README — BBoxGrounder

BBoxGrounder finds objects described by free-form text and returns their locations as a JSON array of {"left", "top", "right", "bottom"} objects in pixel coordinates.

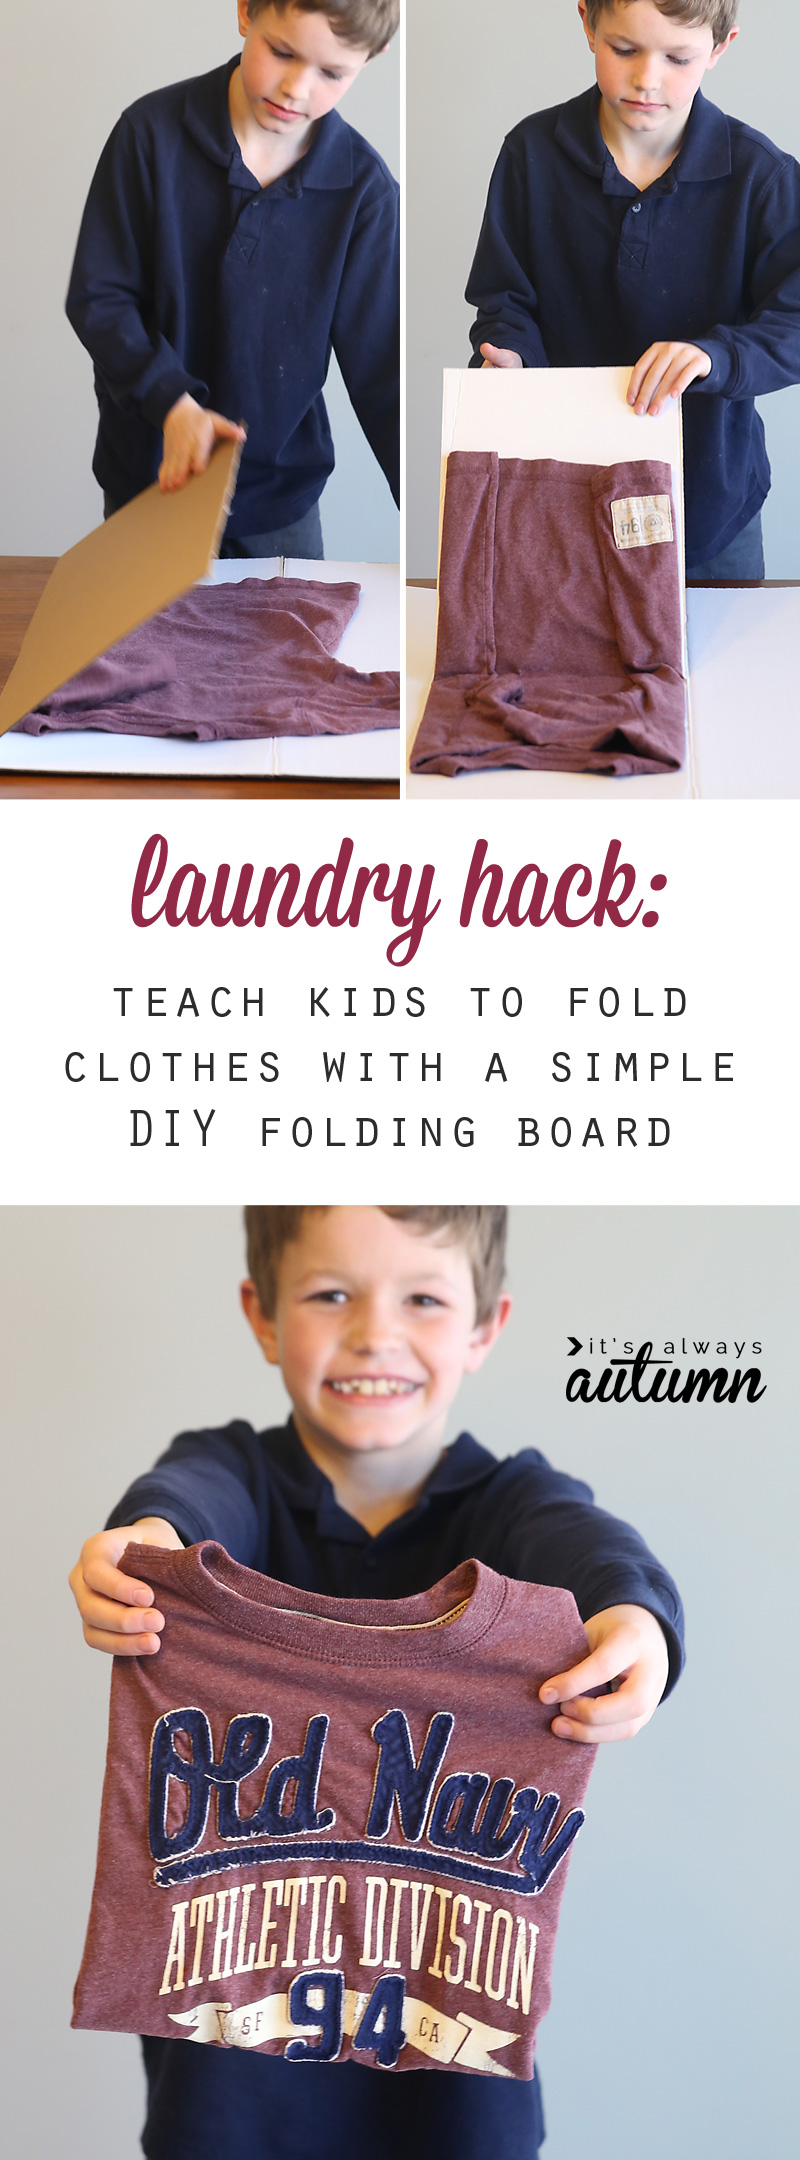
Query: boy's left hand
[
  {"left": 159, "top": 393, "right": 246, "bottom": 491},
  {"left": 539, "top": 1604, "right": 670, "bottom": 1743},
  {"left": 628, "top": 341, "right": 712, "bottom": 416}
]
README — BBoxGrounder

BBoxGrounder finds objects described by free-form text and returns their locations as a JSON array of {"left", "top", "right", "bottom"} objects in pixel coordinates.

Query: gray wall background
[
  {"left": 0, "top": 3, "right": 399, "bottom": 562},
  {"left": 408, "top": 0, "right": 800, "bottom": 573},
  {"left": 1, "top": 1205, "right": 796, "bottom": 2158}
]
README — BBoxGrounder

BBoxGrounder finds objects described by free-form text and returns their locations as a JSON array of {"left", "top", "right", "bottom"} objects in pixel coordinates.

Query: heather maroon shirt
[
  {"left": 74, "top": 1546, "right": 596, "bottom": 2081},
  {"left": 17, "top": 580, "right": 399, "bottom": 740},
  {"left": 411, "top": 451, "right": 686, "bottom": 777}
]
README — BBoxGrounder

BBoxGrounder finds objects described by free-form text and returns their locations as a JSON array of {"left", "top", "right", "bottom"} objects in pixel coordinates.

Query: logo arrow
[{"left": 567, "top": 1336, "right": 583, "bottom": 1357}]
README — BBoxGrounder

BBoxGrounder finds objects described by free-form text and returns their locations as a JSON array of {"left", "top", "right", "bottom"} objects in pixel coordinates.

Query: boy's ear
[
  {"left": 707, "top": 28, "right": 739, "bottom": 67},
  {"left": 577, "top": 3, "right": 596, "bottom": 56},
  {"left": 240, "top": 1277, "right": 281, "bottom": 1364},
  {"left": 463, "top": 1291, "right": 513, "bottom": 1375}
]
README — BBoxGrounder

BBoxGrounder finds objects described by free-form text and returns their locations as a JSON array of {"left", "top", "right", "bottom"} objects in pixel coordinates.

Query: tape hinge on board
[{"left": 610, "top": 495, "right": 674, "bottom": 550}]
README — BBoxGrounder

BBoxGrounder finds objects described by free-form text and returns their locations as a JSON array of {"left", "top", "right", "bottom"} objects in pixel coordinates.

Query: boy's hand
[
  {"left": 69, "top": 1518, "right": 183, "bottom": 1655},
  {"left": 539, "top": 1604, "right": 670, "bottom": 1743},
  {"left": 627, "top": 342, "right": 712, "bottom": 417},
  {"left": 159, "top": 394, "right": 246, "bottom": 491},
  {"left": 480, "top": 343, "right": 523, "bottom": 369}
]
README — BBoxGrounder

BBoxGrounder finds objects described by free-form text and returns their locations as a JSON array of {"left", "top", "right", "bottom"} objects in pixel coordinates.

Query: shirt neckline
[
  {"left": 551, "top": 83, "right": 731, "bottom": 192},
  {"left": 180, "top": 59, "right": 354, "bottom": 193},
  {"left": 156, "top": 1543, "right": 507, "bottom": 1664},
  {"left": 273, "top": 1418, "right": 498, "bottom": 1511}
]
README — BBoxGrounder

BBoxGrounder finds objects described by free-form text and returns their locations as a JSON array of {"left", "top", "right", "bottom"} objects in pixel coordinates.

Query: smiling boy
[
  {"left": 66, "top": 2, "right": 399, "bottom": 558},
  {"left": 70, "top": 1206, "right": 683, "bottom": 2160},
  {"left": 469, "top": 1, "right": 800, "bottom": 577}
]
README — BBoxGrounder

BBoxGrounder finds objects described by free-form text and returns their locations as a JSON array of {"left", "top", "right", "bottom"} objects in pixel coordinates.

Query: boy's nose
[
  {"left": 278, "top": 62, "right": 315, "bottom": 102},
  {"left": 343, "top": 1298, "right": 396, "bottom": 1353},
  {"left": 630, "top": 58, "right": 663, "bottom": 93}
]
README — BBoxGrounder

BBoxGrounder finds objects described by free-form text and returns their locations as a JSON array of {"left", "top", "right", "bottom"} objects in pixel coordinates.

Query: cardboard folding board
[
  {"left": 0, "top": 559, "right": 401, "bottom": 781},
  {"left": 0, "top": 438, "right": 242, "bottom": 738}
]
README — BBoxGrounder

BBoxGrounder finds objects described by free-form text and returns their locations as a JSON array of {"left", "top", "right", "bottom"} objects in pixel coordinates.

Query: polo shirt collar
[
  {"left": 423, "top": 1432, "right": 499, "bottom": 1496},
  {"left": 267, "top": 1419, "right": 497, "bottom": 1544},
  {"left": 182, "top": 58, "right": 242, "bottom": 170},
  {"left": 181, "top": 58, "right": 354, "bottom": 190},
  {"left": 673, "top": 89, "right": 732, "bottom": 182},
  {"left": 553, "top": 82, "right": 731, "bottom": 193},
  {"left": 290, "top": 108, "right": 354, "bottom": 190},
  {"left": 553, "top": 88, "right": 608, "bottom": 180}
]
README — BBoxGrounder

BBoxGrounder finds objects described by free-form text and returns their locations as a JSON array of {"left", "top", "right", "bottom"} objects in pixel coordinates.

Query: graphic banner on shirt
[{"left": 169, "top": 1986, "right": 517, "bottom": 2073}]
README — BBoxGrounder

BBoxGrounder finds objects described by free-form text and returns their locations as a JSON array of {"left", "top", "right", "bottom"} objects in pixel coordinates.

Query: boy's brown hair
[
  {"left": 244, "top": 1207, "right": 508, "bottom": 1323},
  {"left": 247, "top": 0, "right": 400, "bottom": 57},
  {"left": 582, "top": 0, "right": 738, "bottom": 41}
]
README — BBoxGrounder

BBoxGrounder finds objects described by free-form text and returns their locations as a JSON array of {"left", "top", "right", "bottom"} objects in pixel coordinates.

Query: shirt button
[
  {"left": 632, "top": 202, "right": 642, "bottom": 214},
  {"left": 363, "top": 1554, "right": 379, "bottom": 1571}
]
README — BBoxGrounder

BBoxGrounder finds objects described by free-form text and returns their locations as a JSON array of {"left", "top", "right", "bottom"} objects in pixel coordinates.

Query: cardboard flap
[{"left": 0, "top": 437, "right": 242, "bottom": 737}]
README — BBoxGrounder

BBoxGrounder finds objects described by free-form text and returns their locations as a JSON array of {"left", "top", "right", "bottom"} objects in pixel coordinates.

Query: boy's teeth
[{"left": 330, "top": 1378, "right": 413, "bottom": 1397}]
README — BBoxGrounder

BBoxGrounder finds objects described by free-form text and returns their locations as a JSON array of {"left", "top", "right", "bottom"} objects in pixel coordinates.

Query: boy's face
[
  {"left": 236, "top": 3, "right": 372, "bottom": 138},
  {"left": 579, "top": 3, "right": 737, "bottom": 133},
  {"left": 242, "top": 1208, "right": 510, "bottom": 1462}
]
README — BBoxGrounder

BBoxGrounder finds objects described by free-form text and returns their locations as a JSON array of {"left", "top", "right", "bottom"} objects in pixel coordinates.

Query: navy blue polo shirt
[
  {"left": 66, "top": 60, "right": 399, "bottom": 534},
  {"left": 108, "top": 1417, "right": 684, "bottom": 2160},
  {"left": 466, "top": 87, "right": 800, "bottom": 564}
]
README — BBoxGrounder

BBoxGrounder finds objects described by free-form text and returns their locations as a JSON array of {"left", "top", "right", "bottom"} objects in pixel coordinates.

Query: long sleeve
[
  {"left": 483, "top": 1451, "right": 685, "bottom": 1696},
  {"left": 106, "top": 1421, "right": 265, "bottom": 1563},
  {"left": 693, "top": 158, "right": 800, "bottom": 399},
  {"left": 331, "top": 174, "right": 400, "bottom": 503},
  {"left": 66, "top": 115, "right": 208, "bottom": 429},
  {"left": 465, "top": 137, "right": 550, "bottom": 370}
]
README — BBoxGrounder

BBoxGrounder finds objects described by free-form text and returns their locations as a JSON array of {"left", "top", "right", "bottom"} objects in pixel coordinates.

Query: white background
[{"left": 0, "top": 799, "right": 795, "bottom": 1203}]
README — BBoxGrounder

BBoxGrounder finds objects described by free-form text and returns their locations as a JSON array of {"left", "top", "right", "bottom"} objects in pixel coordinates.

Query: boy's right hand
[
  {"left": 480, "top": 344, "right": 523, "bottom": 369},
  {"left": 159, "top": 394, "right": 246, "bottom": 491},
  {"left": 69, "top": 1518, "right": 183, "bottom": 1656}
]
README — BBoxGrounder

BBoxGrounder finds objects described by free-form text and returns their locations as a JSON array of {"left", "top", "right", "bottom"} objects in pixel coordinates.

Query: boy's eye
[
  {"left": 609, "top": 41, "right": 691, "bottom": 66},
  {"left": 308, "top": 1288, "right": 349, "bottom": 1305},
  {"left": 266, "top": 39, "right": 343, "bottom": 82},
  {"left": 408, "top": 1293, "right": 445, "bottom": 1309}
]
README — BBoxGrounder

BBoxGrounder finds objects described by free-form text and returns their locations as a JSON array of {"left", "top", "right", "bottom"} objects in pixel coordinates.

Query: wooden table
[{"left": 0, "top": 559, "right": 399, "bottom": 800}]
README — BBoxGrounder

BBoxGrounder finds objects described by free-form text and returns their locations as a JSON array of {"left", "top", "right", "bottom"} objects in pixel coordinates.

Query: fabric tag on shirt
[{"left": 611, "top": 495, "right": 674, "bottom": 550}]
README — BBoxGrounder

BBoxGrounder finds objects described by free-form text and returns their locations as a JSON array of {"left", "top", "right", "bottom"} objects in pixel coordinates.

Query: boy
[
  {"left": 70, "top": 1205, "right": 683, "bottom": 2160},
  {"left": 468, "top": 1, "right": 800, "bottom": 579},
  {"left": 66, "top": 2, "right": 399, "bottom": 558}
]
